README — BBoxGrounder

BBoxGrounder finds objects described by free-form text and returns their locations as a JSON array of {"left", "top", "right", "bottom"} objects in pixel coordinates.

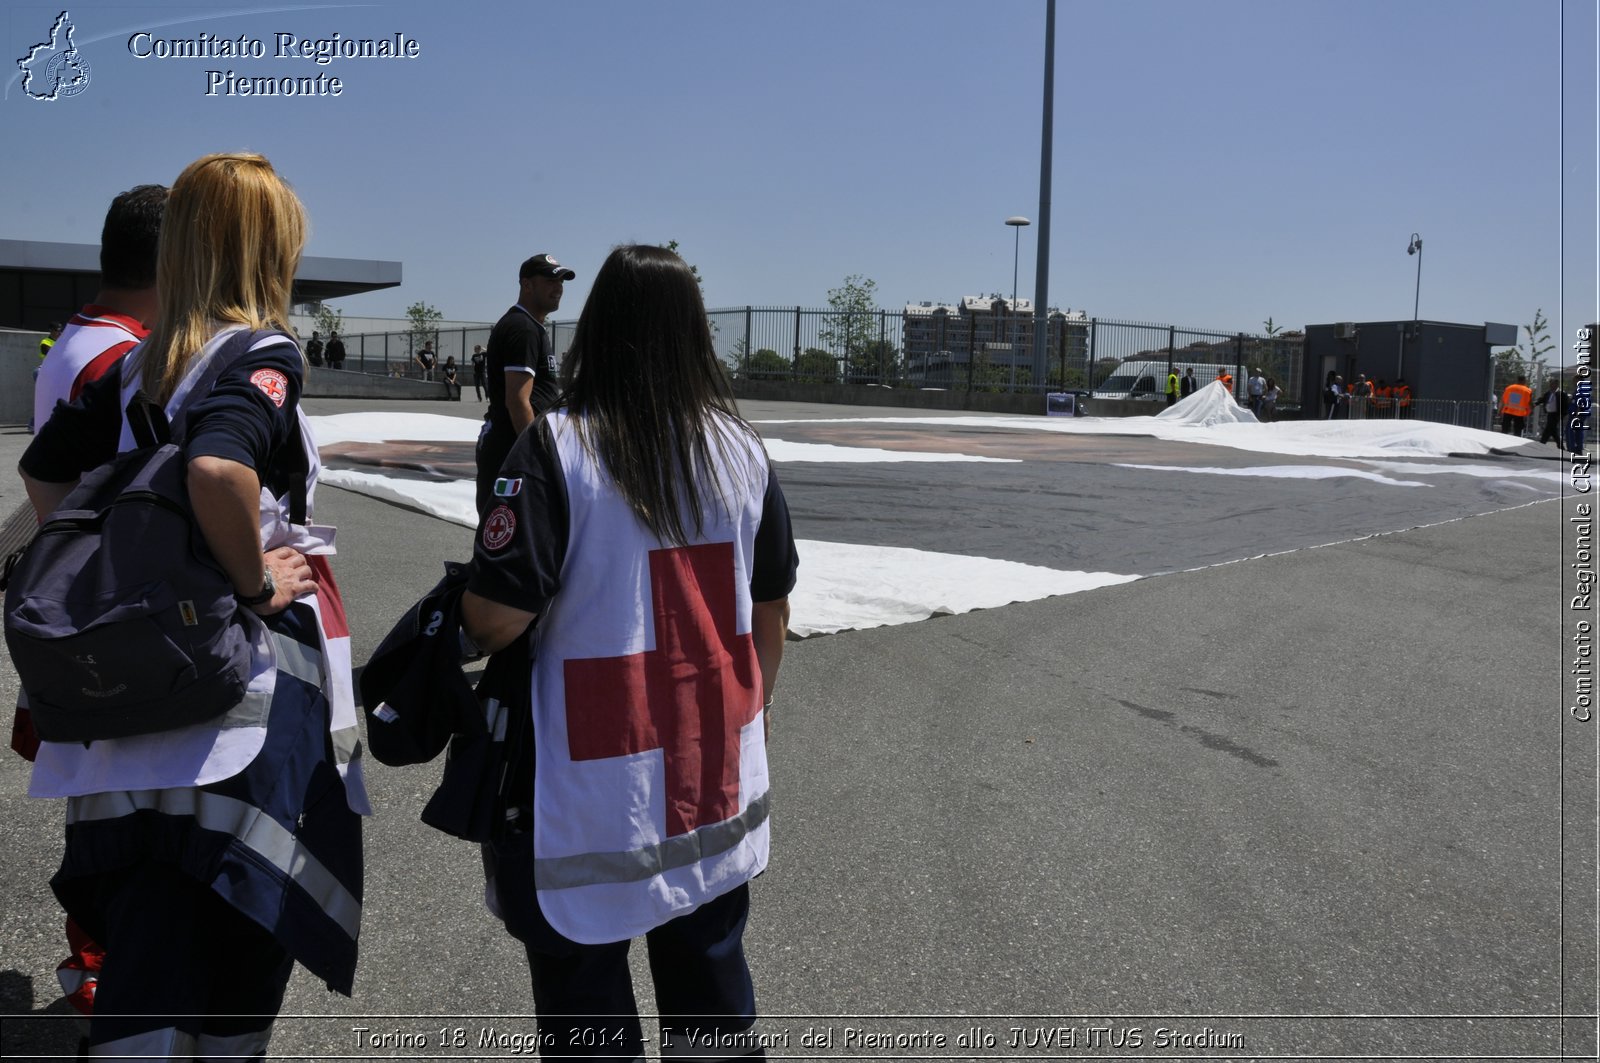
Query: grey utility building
[{"left": 1298, "top": 319, "right": 1517, "bottom": 414}]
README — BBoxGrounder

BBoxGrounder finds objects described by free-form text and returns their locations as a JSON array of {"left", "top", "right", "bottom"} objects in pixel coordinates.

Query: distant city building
[
  {"left": 902, "top": 296, "right": 1088, "bottom": 386},
  {"left": 1161, "top": 331, "right": 1305, "bottom": 369}
]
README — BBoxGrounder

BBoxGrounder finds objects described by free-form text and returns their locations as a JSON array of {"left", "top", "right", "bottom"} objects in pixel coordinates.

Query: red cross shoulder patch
[
  {"left": 482, "top": 505, "right": 517, "bottom": 551},
  {"left": 249, "top": 368, "right": 289, "bottom": 407}
]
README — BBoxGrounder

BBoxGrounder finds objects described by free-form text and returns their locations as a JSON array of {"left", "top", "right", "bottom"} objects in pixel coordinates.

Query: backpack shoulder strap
[{"left": 125, "top": 390, "right": 171, "bottom": 450}]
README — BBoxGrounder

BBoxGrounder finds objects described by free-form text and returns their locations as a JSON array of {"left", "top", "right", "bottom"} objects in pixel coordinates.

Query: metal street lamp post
[
  {"left": 1004, "top": 214, "right": 1030, "bottom": 384},
  {"left": 1407, "top": 232, "right": 1422, "bottom": 328},
  {"left": 1404, "top": 232, "right": 1422, "bottom": 379},
  {"left": 1005, "top": 216, "right": 1030, "bottom": 305}
]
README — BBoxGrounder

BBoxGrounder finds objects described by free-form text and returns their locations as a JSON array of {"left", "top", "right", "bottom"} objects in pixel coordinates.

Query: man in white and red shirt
[
  {"left": 32, "top": 185, "right": 166, "bottom": 434},
  {"left": 16, "top": 183, "right": 164, "bottom": 1028}
]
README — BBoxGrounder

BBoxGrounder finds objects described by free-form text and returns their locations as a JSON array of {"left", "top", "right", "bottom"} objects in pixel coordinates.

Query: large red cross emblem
[{"left": 564, "top": 542, "right": 761, "bottom": 838}]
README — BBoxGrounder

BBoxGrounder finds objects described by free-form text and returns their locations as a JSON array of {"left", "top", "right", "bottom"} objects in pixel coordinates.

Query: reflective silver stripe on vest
[
  {"left": 65, "top": 788, "right": 361, "bottom": 939},
  {"left": 534, "top": 790, "right": 770, "bottom": 890},
  {"left": 271, "top": 631, "right": 360, "bottom": 769},
  {"left": 331, "top": 726, "right": 361, "bottom": 766},
  {"left": 89, "top": 1026, "right": 194, "bottom": 1060},
  {"left": 271, "top": 630, "right": 325, "bottom": 688},
  {"left": 215, "top": 683, "right": 272, "bottom": 731},
  {"left": 212, "top": 628, "right": 317, "bottom": 732}
]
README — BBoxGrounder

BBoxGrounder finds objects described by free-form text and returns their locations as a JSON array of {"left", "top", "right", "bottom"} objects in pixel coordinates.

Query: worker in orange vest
[
  {"left": 1500, "top": 375, "right": 1534, "bottom": 435},
  {"left": 1216, "top": 368, "right": 1233, "bottom": 396},
  {"left": 1393, "top": 378, "right": 1412, "bottom": 417},
  {"left": 1371, "top": 379, "right": 1392, "bottom": 416}
]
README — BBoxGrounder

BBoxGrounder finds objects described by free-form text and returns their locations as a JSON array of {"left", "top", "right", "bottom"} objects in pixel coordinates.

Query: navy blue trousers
[
  {"left": 486, "top": 832, "right": 764, "bottom": 1061},
  {"left": 78, "top": 859, "right": 293, "bottom": 1058}
]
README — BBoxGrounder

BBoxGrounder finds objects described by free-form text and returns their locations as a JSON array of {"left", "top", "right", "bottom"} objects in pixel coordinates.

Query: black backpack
[{"left": 3, "top": 329, "right": 305, "bottom": 742}]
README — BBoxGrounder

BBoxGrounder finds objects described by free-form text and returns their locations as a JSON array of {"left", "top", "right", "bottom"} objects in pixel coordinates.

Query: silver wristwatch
[{"left": 238, "top": 567, "right": 276, "bottom": 606}]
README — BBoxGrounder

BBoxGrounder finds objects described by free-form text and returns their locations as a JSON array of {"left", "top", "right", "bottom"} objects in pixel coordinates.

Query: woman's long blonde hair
[{"left": 135, "top": 153, "right": 306, "bottom": 403}]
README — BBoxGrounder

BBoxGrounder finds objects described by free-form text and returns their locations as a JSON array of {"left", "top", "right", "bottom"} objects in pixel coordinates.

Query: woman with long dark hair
[
  {"left": 463, "top": 243, "right": 797, "bottom": 1057},
  {"left": 19, "top": 153, "right": 366, "bottom": 1058}
]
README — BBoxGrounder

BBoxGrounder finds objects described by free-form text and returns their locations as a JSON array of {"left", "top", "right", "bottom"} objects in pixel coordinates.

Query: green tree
[
  {"left": 746, "top": 347, "right": 788, "bottom": 378},
  {"left": 795, "top": 347, "right": 837, "bottom": 381},
  {"left": 665, "top": 239, "right": 717, "bottom": 337},
  {"left": 312, "top": 302, "right": 345, "bottom": 338},
  {"left": 854, "top": 338, "right": 899, "bottom": 385},
  {"left": 405, "top": 300, "right": 442, "bottom": 355},
  {"left": 1047, "top": 364, "right": 1087, "bottom": 389},
  {"left": 820, "top": 275, "right": 879, "bottom": 372},
  {"left": 1248, "top": 316, "right": 1290, "bottom": 382},
  {"left": 1493, "top": 308, "right": 1555, "bottom": 394},
  {"left": 665, "top": 240, "right": 705, "bottom": 291}
]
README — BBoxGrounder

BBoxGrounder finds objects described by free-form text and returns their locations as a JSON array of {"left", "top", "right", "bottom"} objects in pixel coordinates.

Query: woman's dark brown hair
[{"left": 562, "top": 244, "right": 760, "bottom": 545}]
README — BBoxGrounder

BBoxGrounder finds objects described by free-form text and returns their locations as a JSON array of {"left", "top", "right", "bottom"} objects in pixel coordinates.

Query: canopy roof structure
[{"left": 0, "top": 239, "right": 400, "bottom": 330}]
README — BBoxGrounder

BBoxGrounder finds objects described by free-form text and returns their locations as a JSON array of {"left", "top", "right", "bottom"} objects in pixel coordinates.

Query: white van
[{"left": 1091, "top": 360, "right": 1237, "bottom": 401}]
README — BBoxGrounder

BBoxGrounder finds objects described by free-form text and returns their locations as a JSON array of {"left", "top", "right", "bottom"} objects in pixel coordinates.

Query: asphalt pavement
[{"left": 0, "top": 398, "right": 1592, "bottom": 1062}]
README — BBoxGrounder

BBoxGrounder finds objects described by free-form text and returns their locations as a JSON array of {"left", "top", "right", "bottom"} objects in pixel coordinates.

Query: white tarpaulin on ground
[
  {"left": 755, "top": 385, "right": 1532, "bottom": 460},
  {"left": 305, "top": 407, "right": 1540, "bottom": 638},
  {"left": 1154, "top": 380, "right": 1260, "bottom": 427},
  {"left": 784, "top": 541, "right": 1139, "bottom": 638}
]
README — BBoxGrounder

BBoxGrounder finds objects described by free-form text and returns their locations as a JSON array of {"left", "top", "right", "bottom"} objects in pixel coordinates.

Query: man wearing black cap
[{"left": 476, "top": 253, "right": 574, "bottom": 517}]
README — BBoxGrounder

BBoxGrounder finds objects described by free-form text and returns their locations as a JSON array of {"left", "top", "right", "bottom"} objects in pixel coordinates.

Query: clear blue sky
[{"left": 3, "top": 0, "right": 1595, "bottom": 354}]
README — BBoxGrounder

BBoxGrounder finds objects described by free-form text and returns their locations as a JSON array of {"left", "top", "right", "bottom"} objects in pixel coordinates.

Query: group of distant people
[
  {"left": 1163, "top": 366, "right": 1281, "bottom": 420},
  {"left": 302, "top": 329, "right": 345, "bottom": 369},
  {"left": 1322, "top": 371, "right": 1413, "bottom": 420},
  {"left": 1502, "top": 375, "right": 1591, "bottom": 452},
  {"left": 20, "top": 160, "right": 796, "bottom": 1060},
  {"left": 299, "top": 324, "right": 494, "bottom": 407},
  {"left": 408, "top": 340, "right": 468, "bottom": 398}
]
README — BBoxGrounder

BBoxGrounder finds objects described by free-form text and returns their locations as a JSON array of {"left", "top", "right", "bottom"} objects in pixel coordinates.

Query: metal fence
[
  {"left": 1333, "top": 396, "right": 1495, "bottom": 431},
  {"left": 699, "top": 308, "right": 1305, "bottom": 399},
  {"left": 320, "top": 326, "right": 493, "bottom": 380},
  {"left": 332, "top": 309, "right": 1312, "bottom": 404}
]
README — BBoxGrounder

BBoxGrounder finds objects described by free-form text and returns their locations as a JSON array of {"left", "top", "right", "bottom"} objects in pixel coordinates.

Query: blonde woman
[{"left": 19, "top": 153, "right": 365, "bottom": 1059}]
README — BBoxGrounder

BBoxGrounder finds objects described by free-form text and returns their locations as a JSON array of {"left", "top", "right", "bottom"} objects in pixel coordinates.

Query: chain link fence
[{"left": 336, "top": 310, "right": 1299, "bottom": 391}]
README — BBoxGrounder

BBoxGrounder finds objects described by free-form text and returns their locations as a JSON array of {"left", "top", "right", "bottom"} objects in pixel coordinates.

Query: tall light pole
[
  {"left": 1407, "top": 233, "right": 1422, "bottom": 329},
  {"left": 1031, "top": 0, "right": 1056, "bottom": 382},
  {"left": 1004, "top": 216, "right": 1030, "bottom": 382},
  {"left": 1404, "top": 232, "right": 1422, "bottom": 379},
  {"left": 1005, "top": 216, "right": 1030, "bottom": 304}
]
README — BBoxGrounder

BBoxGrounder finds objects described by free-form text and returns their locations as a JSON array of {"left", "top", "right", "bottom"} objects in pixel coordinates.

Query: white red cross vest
[{"left": 528, "top": 409, "right": 771, "bottom": 944}]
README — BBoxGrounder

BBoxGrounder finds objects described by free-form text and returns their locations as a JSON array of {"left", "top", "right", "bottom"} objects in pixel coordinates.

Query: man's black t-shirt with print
[{"left": 478, "top": 305, "right": 558, "bottom": 517}]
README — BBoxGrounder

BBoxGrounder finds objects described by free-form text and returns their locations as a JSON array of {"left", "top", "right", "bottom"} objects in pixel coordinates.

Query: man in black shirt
[
  {"left": 475, "top": 252, "right": 574, "bottom": 517},
  {"left": 470, "top": 344, "right": 488, "bottom": 402}
]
